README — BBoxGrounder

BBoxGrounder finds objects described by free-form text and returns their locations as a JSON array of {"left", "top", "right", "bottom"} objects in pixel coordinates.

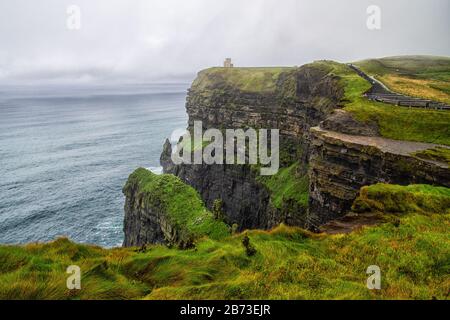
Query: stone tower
[{"left": 223, "top": 58, "right": 234, "bottom": 68}]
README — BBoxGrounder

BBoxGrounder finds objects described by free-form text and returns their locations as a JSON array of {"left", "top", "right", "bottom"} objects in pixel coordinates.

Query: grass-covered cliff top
[
  {"left": 191, "top": 67, "right": 294, "bottom": 93},
  {"left": 354, "top": 56, "right": 450, "bottom": 104},
  {"left": 124, "top": 168, "right": 229, "bottom": 241},
  {"left": 307, "top": 59, "right": 450, "bottom": 146},
  {"left": 1, "top": 184, "right": 449, "bottom": 300}
]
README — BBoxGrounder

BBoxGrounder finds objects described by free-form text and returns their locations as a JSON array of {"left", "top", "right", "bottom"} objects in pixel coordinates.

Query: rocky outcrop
[
  {"left": 123, "top": 168, "right": 229, "bottom": 248},
  {"left": 123, "top": 171, "right": 175, "bottom": 247},
  {"left": 307, "top": 127, "right": 450, "bottom": 228}
]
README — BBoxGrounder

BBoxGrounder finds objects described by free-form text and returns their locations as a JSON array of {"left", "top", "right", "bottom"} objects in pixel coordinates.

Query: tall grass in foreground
[{"left": 0, "top": 184, "right": 449, "bottom": 300}]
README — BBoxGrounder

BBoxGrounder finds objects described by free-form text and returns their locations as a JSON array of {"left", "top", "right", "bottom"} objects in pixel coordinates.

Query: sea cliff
[{"left": 124, "top": 58, "right": 450, "bottom": 246}]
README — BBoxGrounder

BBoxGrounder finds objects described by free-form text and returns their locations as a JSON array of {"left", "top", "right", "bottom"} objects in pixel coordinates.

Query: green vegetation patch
[
  {"left": 258, "top": 162, "right": 309, "bottom": 209},
  {"left": 124, "top": 168, "right": 229, "bottom": 241},
  {"left": 0, "top": 238, "right": 149, "bottom": 300},
  {"left": 352, "top": 184, "right": 450, "bottom": 215},
  {"left": 191, "top": 67, "right": 294, "bottom": 93},
  {"left": 412, "top": 147, "right": 450, "bottom": 166}
]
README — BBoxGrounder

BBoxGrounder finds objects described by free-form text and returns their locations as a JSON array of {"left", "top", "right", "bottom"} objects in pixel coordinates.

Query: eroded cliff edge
[
  {"left": 307, "top": 127, "right": 450, "bottom": 227},
  {"left": 124, "top": 60, "right": 450, "bottom": 246}
]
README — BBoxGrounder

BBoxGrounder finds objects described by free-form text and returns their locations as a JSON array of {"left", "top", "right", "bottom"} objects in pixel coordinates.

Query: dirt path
[{"left": 313, "top": 126, "right": 446, "bottom": 155}]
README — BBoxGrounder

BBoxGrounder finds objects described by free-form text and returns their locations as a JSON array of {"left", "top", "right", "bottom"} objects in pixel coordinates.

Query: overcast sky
[{"left": 0, "top": 0, "right": 448, "bottom": 84}]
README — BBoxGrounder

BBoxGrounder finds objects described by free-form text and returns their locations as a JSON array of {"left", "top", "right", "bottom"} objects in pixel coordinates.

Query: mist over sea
[{"left": 0, "top": 83, "right": 188, "bottom": 247}]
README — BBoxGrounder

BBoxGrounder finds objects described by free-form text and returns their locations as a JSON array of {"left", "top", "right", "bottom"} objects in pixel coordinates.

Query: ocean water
[{"left": 0, "top": 83, "right": 188, "bottom": 247}]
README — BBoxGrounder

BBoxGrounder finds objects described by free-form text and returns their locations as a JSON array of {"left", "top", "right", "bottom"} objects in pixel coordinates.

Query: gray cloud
[{"left": 0, "top": 0, "right": 448, "bottom": 84}]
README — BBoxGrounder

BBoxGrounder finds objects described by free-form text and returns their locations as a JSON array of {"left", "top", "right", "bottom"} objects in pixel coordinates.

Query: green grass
[
  {"left": 192, "top": 67, "right": 294, "bottom": 93},
  {"left": 412, "top": 147, "right": 450, "bottom": 166},
  {"left": 307, "top": 60, "right": 450, "bottom": 146},
  {"left": 258, "top": 162, "right": 309, "bottom": 209},
  {"left": 1, "top": 184, "right": 449, "bottom": 300},
  {"left": 124, "top": 168, "right": 229, "bottom": 242},
  {"left": 0, "top": 239, "right": 149, "bottom": 299},
  {"left": 352, "top": 184, "right": 450, "bottom": 215}
]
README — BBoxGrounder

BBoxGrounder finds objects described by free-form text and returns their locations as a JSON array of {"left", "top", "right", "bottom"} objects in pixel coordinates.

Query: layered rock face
[
  {"left": 161, "top": 65, "right": 344, "bottom": 230},
  {"left": 161, "top": 147, "right": 273, "bottom": 229},
  {"left": 307, "top": 127, "right": 450, "bottom": 228},
  {"left": 184, "top": 67, "right": 341, "bottom": 138}
]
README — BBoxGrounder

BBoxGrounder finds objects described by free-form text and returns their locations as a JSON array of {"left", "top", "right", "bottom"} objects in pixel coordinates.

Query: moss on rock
[
  {"left": 123, "top": 168, "right": 229, "bottom": 247},
  {"left": 258, "top": 163, "right": 309, "bottom": 210}
]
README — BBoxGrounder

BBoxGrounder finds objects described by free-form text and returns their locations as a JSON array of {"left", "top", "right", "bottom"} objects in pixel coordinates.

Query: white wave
[{"left": 147, "top": 166, "right": 163, "bottom": 175}]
